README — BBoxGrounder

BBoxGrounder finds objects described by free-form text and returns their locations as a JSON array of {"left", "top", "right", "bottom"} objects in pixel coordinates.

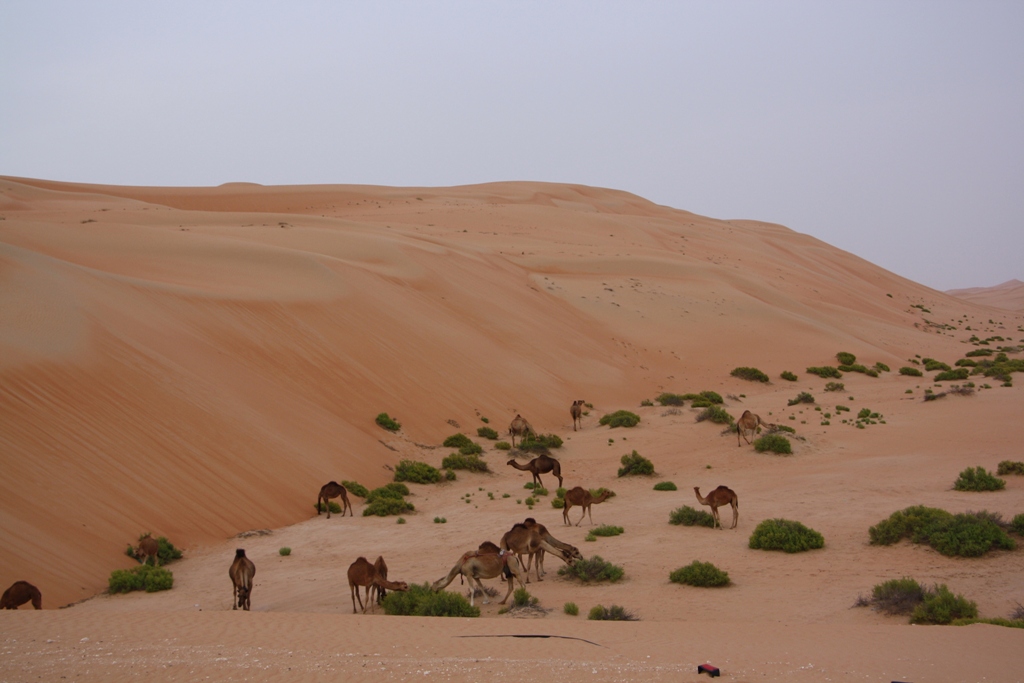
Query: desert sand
[
  {"left": 1, "top": 176, "right": 1022, "bottom": 681},
  {"left": 947, "top": 279, "right": 1024, "bottom": 312}
]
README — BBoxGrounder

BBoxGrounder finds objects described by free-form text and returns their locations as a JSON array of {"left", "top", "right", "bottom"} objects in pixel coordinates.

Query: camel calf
[
  {"left": 229, "top": 549, "right": 256, "bottom": 611},
  {"left": 1, "top": 581, "right": 41, "bottom": 610}
]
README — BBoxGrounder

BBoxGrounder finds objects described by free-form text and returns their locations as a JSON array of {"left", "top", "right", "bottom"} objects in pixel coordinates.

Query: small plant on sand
[
  {"left": 382, "top": 583, "right": 479, "bottom": 618},
  {"left": 279, "top": 547, "right": 291, "bottom": 556},
  {"left": 108, "top": 565, "right": 174, "bottom": 594},
  {"left": 670, "top": 561, "right": 730, "bottom": 587},
  {"left": 754, "top": 434, "right": 792, "bottom": 455},
  {"left": 441, "top": 452, "right": 490, "bottom": 472},
  {"left": 749, "top": 518, "right": 824, "bottom": 553},
  {"left": 863, "top": 577, "right": 925, "bottom": 615},
  {"left": 495, "top": 441, "right": 512, "bottom": 450},
  {"left": 935, "top": 368, "right": 970, "bottom": 382},
  {"left": 696, "top": 405, "right": 734, "bottom": 425},
  {"left": 923, "top": 358, "right": 950, "bottom": 372},
  {"left": 640, "top": 398, "right": 653, "bottom": 406},
  {"left": 953, "top": 466, "right": 1005, "bottom": 492},
  {"left": 341, "top": 480, "right": 369, "bottom": 498},
  {"left": 394, "top": 459, "right": 441, "bottom": 484},
  {"left": 653, "top": 481, "right": 677, "bottom": 491},
  {"left": 899, "top": 366, "right": 923, "bottom": 377},
  {"left": 375, "top": 412, "right": 401, "bottom": 431},
  {"left": 564, "top": 601, "right": 579, "bottom": 616},
  {"left": 656, "top": 392, "right": 687, "bottom": 406},
  {"left": 476, "top": 426, "right": 499, "bottom": 440},
  {"left": 911, "top": 585, "right": 978, "bottom": 625},
  {"left": 836, "top": 351, "right": 857, "bottom": 365},
  {"left": 824, "top": 381, "right": 844, "bottom": 392},
  {"left": 669, "top": 505, "right": 716, "bottom": 528},
  {"left": 618, "top": 450, "right": 654, "bottom": 476},
  {"left": 315, "top": 501, "right": 343, "bottom": 514},
  {"left": 588, "top": 604, "right": 639, "bottom": 621},
  {"left": 731, "top": 366, "right": 770, "bottom": 383},
  {"left": 363, "top": 496, "right": 414, "bottom": 517},
  {"left": 591, "top": 525, "right": 624, "bottom": 537},
  {"left": 558, "top": 555, "right": 624, "bottom": 583},
  {"left": 599, "top": 410, "right": 641, "bottom": 428},
  {"left": 787, "top": 391, "right": 814, "bottom": 406},
  {"left": 1013, "top": 514, "right": 1024, "bottom": 536},
  {"left": 433, "top": 516, "right": 447, "bottom": 524},
  {"left": 780, "top": 371, "right": 798, "bottom": 381},
  {"left": 806, "top": 366, "right": 842, "bottom": 379},
  {"left": 443, "top": 433, "right": 474, "bottom": 449},
  {"left": 998, "top": 460, "right": 1024, "bottom": 476},
  {"left": 874, "top": 362, "right": 890, "bottom": 372},
  {"left": 518, "top": 433, "right": 563, "bottom": 451}
]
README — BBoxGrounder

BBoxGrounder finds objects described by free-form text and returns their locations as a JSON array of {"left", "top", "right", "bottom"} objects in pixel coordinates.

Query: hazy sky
[{"left": 2, "top": 1, "right": 1021, "bottom": 291}]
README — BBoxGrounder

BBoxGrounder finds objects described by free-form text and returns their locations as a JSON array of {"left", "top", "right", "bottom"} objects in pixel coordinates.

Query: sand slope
[{"left": 947, "top": 279, "right": 1024, "bottom": 311}]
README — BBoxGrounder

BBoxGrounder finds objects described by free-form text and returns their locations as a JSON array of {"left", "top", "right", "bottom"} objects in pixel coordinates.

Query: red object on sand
[{"left": 698, "top": 663, "right": 721, "bottom": 677}]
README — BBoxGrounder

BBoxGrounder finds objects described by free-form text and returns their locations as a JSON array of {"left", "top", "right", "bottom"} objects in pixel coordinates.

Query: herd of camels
[{"left": 3, "top": 404, "right": 763, "bottom": 612}]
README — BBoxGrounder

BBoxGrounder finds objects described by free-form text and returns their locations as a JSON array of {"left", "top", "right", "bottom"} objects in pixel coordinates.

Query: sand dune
[
  {"left": 1, "top": 176, "right": 1022, "bottom": 681},
  {"left": 947, "top": 279, "right": 1024, "bottom": 311}
]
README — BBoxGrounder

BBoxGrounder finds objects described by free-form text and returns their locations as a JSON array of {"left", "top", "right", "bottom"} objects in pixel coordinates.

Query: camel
[
  {"left": 508, "top": 414, "right": 535, "bottom": 447},
  {"left": 373, "top": 555, "right": 389, "bottom": 603},
  {"left": 135, "top": 533, "right": 160, "bottom": 566},
  {"left": 229, "top": 548, "right": 256, "bottom": 611},
  {"left": 1, "top": 581, "right": 41, "bottom": 610},
  {"left": 694, "top": 485, "right": 739, "bottom": 530},
  {"left": 506, "top": 454, "right": 563, "bottom": 488},
  {"left": 317, "top": 481, "right": 352, "bottom": 519},
  {"left": 347, "top": 556, "right": 409, "bottom": 613},
  {"left": 736, "top": 410, "right": 766, "bottom": 446},
  {"left": 562, "top": 486, "right": 612, "bottom": 526},
  {"left": 500, "top": 521, "right": 581, "bottom": 582},
  {"left": 570, "top": 400, "right": 586, "bottom": 431},
  {"left": 521, "top": 517, "right": 583, "bottom": 573},
  {"left": 431, "top": 546, "right": 526, "bottom": 607}
]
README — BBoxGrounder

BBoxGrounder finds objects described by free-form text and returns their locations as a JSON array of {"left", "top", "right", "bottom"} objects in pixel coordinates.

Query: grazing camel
[
  {"left": 373, "top": 555, "right": 390, "bottom": 603},
  {"left": 1, "top": 581, "right": 41, "bottom": 610},
  {"left": 521, "top": 517, "right": 583, "bottom": 578},
  {"left": 508, "top": 414, "right": 535, "bottom": 447},
  {"left": 229, "top": 548, "right": 256, "bottom": 611},
  {"left": 562, "top": 486, "right": 612, "bottom": 526},
  {"left": 500, "top": 521, "right": 581, "bottom": 582},
  {"left": 135, "top": 534, "right": 160, "bottom": 566},
  {"left": 347, "top": 556, "right": 409, "bottom": 613},
  {"left": 317, "top": 481, "right": 352, "bottom": 519},
  {"left": 570, "top": 400, "right": 586, "bottom": 431},
  {"left": 694, "top": 485, "right": 739, "bottom": 530},
  {"left": 736, "top": 410, "right": 766, "bottom": 446},
  {"left": 431, "top": 546, "right": 526, "bottom": 607},
  {"left": 506, "top": 454, "right": 563, "bottom": 488}
]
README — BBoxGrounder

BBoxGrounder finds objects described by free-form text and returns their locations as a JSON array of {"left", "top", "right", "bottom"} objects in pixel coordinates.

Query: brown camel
[
  {"left": 694, "top": 485, "right": 739, "bottom": 529},
  {"left": 347, "top": 556, "right": 409, "bottom": 613},
  {"left": 1, "top": 581, "right": 41, "bottom": 610},
  {"left": 570, "top": 400, "right": 586, "bottom": 431},
  {"left": 562, "top": 486, "right": 612, "bottom": 526},
  {"left": 508, "top": 414, "right": 535, "bottom": 447},
  {"left": 317, "top": 481, "right": 352, "bottom": 519},
  {"left": 499, "top": 522, "right": 579, "bottom": 583},
  {"left": 373, "top": 555, "right": 392, "bottom": 604},
  {"left": 521, "top": 517, "right": 583, "bottom": 578},
  {"left": 736, "top": 410, "right": 766, "bottom": 446},
  {"left": 506, "top": 454, "right": 563, "bottom": 488},
  {"left": 135, "top": 534, "right": 160, "bottom": 566},
  {"left": 229, "top": 548, "right": 256, "bottom": 611},
  {"left": 431, "top": 546, "right": 525, "bottom": 607}
]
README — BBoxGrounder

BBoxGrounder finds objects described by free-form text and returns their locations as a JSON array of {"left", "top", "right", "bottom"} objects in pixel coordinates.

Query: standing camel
[
  {"left": 134, "top": 534, "right": 160, "bottom": 566},
  {"left": 347, "top": 556, "right": 409, "bottom": 613},
  {"left": 508, "top": 414, "right": 535, "bottom": 447},
  {"left": 1, "top": 581, "right": 41, "bottom": 610},
  {"left": 694, "top": 485, "right": 739, "bottom": 529},
  {"left": 431, "top": 547, "right": 525, "bottom": 607},
  {"left": 229, "top": 549, "right": 256, "bottom": 611},
  {"left": 506, "top": 454, "right": 563, "bottom": 488},
  {"left": 520, "top": 517, "right": 582, "bottom": 579},
  {"left": 570, "top": 400, "right": 586, "bottom": 431},
  {"left": 562, "top": 486, "right": 612, "bottom": 526},
  {"left": 736, "top": 410, "right": 766, "bottom": 446},
  {"left": 499, "top": 522, "right": 579, "bottom": 583},
  {"left": 317, "top": 481, "right": 352, "bottom": 518}
]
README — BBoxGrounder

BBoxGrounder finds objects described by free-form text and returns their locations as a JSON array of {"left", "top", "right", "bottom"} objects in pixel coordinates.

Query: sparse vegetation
[
  {"left": 587, "top": 604, "right": 638, "bottom": 621},
  {"left": 341, "top": 480, "right": 369, "bottom": 498},
  {"left": 375, "top": 412, "right": 401, "bottom": 431},
  {"left": 935, "top": 368, "right": 970, "bottom": 382},
  {"left": 866, "top": 577, "right": 925, "bottom": 615},
  {"left": 382, "top": 583, "right": 479, "bottom": 617},
  {"left": 495, "top": 441, "right": 512, "bottom": 450},
  {"left": 953, "top": 466, "right": 1005, "bottom": 492},
  {"left": 618, "top": 450, "right": 655, "bottom": 476},
  {"left": 441, "top": 452, "right": 490, "bottom": 472},
  {"left": 787, "top": 391, "right": 814, "bottom": 405},
  {"left": 899, "top": 366, "right": 923, "bottom": 377},
  {"left": 599, "top": 410, "right": 641, "bottom": 428},
  {"left": 754, "top": 434, "right": 792, "bottom": 455},
  {"left": 653, "top": 481, "right": 677, "bottom": 491},
  {"left": 558, "top": 555, "right": 624, "bottom": 583},
  {"left": 443, "top": 433, "right": 474, "bottom": 449},
  {"left": 314, "top": 501, "right": 342, "bottom": 514},
  {"left": 590, "top": 525, "right": 624, "bottom": 537},
  {"left": 923, "top": 358, "right": 950, "bottom": 372},
  {"left": 656, "top": 392, "right": 687, "bottom": 406},
  {"left": 836, "top": 352, "right": 857, "bottom": 365},
  {"left": 564, "top": 602, "right": 579, "bottom": 616},
  {"left": 669, "top": 505, "right": 716, "bottom": 528},
  {"left": 748, "top": 518, "right": 824, "bottom": 553},
  {"left": 869, "top": 506, "right": 1016, "bottom": 557},
  {"left": 363, "top": 496, "right": 415, "bottom": 517},
  {"left": 279, "top": 547, "right": 292, "bottom": 556},
  {"left": 806, "top": 366, "right": 842, "bottom": 379},
  {"left": 477, "top": 426, "right": 499, "bottom": 440},
  {"left": 669, "top": 561, "right": 730, "bottom": 587},
  {"left": 780, "top": 371, "right": 798, "bottom": 381},
  {"left": 997, "top": 460, "right": 1024, "bottom": 476},
  {"left": 394, "top": 459, "right": 442, "bottom": 484},
  {"left": 108, "top": 565, "right": 174, "bottom": 593},
  {"left": 824, "top": 381, "right": 844, "bottom": 392},
  {"left": 696, "top": 405, "right": 734, "bottom": 424},
  {"left": 518, "top": 433, "right": 564, "bottom": 451},
  {"left": 874, "top": 362, "right": 890, "bottom": 372},
  {"left": 433, "top": 516, "right": 447, "bottom": 524},
  {"left": 731, "top": 366, "right": 770, "bottom": 383},
  {"left": 911, "top": 585, "right": 978, "bottom": 625}
]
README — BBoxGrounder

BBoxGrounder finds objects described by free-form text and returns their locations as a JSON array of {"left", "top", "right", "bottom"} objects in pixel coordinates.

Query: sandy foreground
[{"left": 1, "top": 177, "right": 1022, "bottom": 682}]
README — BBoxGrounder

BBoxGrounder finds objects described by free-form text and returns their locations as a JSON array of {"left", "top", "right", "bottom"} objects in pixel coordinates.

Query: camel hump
[
  {"left": 478, "top": 541, "right": 501, "bottom": 554},
  {"left": 234, "top": 548, "right": 247, "bottom": 559},
  {"left": 509, "top": 523, "right": 529, "bottom": 531},
  {"left": 326, "top": 480, "right": 339, "bottom": 486},
  {"left": 523, "top": 517, "right": 537, "bottom": 525}
]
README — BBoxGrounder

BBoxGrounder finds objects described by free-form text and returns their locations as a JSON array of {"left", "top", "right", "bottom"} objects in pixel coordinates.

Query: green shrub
[
  {"left": 394, "top": 459, "right": 441, "bottom": 484},
  {"left": 952, "top": 617, "right": 1024, "bottom": 628},
  {"left": 748, "top": 518, "right": 824, "bottom": 553},
  {"left": 696, "top": 405, "right": 734, "bottom": 424},
  {"left": 558, "top": 555, "right": 624, "bottom": 583},
  {"left": 656, "top": 392, "right": 687, "bottom": 406},
  {"left": 899, "top": 366, "right": 923, "bottom": 377},
  {"left": 587, "top": 604, "right": 638, "bottom": 621},
  {"left": 910, "top": 585, "right": 978, "bottom": 625},
  {"left": 836, "top": 352, "right": 857, "bottom": 365},
  {"left": 640, "top": 398, "right": 653, "bottom": 406},
  {"left": 441, "top": 452, "right": 490, "bottom": 472},
  {"left": 838, "top": 363, "right": 878, "bottom": 377},
  {"left": 375, "top": 412, "right": 401, "bottom": 431},
  {"left": 599, "top": 410, "right": 641, "bottom": 428},
  {"left": 363, "top": 497, "right": 415, "bottom": 517},
  {"left": 433, "top": 516, "right": 447, "bottom": 523},
  {"left": 869, "top": 505, "right": 1015, "bottom": 556},
  {"left": 669, "top": 505, "right": 716, "bottom": 528},
  {"left": 518, "top": 433, "right": 564, "bottom": 451},
  {"left": 366, "top": 484, "right": 408, "bottom": 503},
  {"left": 874, "top": 362, "right": 890, "bottom": 372},
  {"left": 780, "top": 371, "right": 798, "bottom": 381},
  {"left": 477, "top": 426, "right": 499, "bottom": 440},
  {"left": 955, "top": 358, "right": 978, "bottom": 367},
  {"left": 511, "top": 587, "right": 537, "bottom": 608},
  {"left": 108, "top": 565, "right": 174, "bottom": 593},
  {"left": 443, "top": 433, "right": 474, "bottom": 449},
  {"left": 869, "top": 505, "right": 952, "bottom": 545},
  {"left": 590, "top": 487, "right": 615, "bottom": 500},
  {"left": 669, "top": 561, "right": 730, "bottom": 587},
  {"left": 731, "top": 367, "right": 770, "bottom": 382},
  {"left": 953, "top": 466, "right": 1005, "bottom": 491},
  {"left": 870, "top": 577, "right": 925, "bottom": 615},
  {"left": 806, "top": 366, "right": 842, "bottom": 379},
  {"left": 279, "top": 547, "right": 291, "bottom": 556},
  {"left": 653, "top": 481, "right": 677, "bottom": 491},
  {"left": 564, "top": 601, "right": 579, "bottom": 616},
  {"left": 382, "top": 583, "right": 479, "bottom": 617},
  {"left": 591, "top": 525, "right": 624, "bottom": 537},
  {"left": 966, "top": 348, "right": 994, "bottom": 357},
  {"left": 787, "top": 391, "right": 814, "bottom": 405},
  {"left": 495, "top": 441, "right": 511, "bottom": 450},
  {"left": 700, "top": 390, "right": 724, "bottom": 404},
  {"left": 1013, "top": 514, "right": 1024, "bottom": 536},
  {"left": 998, "top": 460, "right": 1024, "bottom": 475},
  {"left": 551, "top": 497, "right": 564, "bottom": 509},
  {"left": 824, "top": 381, "right": 844, "bottom": 392},
  {"left": 754, "top": 434, "right": 792, "bottom": 454},
  {"left": 315, "top": 501, "right": 342, "bottom": 514},
  {"left": 618, "top": 450, "right": 654, "bottom": 476},
  {"left": 924, "top": 358, "right": 951, "bottom": 372},
  {"left": 935, "top": 368, "right": 970, "bottom": 382},
  {"left": 341, "top": 480, "right": 369, "bottom": 498}
]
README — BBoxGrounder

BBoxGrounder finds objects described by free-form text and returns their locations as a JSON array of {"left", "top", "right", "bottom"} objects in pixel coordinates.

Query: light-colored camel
[
  {"left": 431, "top": 546, "right": 526, "bottom": 607},
  {"left": 562, "top": 486, "right": 612, "bottom": 526},
  {"left": 736, "top": 410, "right": 766, "bottom": 446},
  {"left": 317, "top": 481, "right": 352, "bottom": 518},
  {"left": 508, "top": 414, "right": 535, "bottom": 447},
  {"left": 229, "top": 548, "right": 256, "bottom": 611},
  {"left": 694, "top": 485, "right": 739, "bottom": 529},
  {"left": 499, "top": 522, "right": 579, "bottom": 583},
  {"left": 506, "top": 454, "right": 563, "bottom": 488},
  {"left": 347, "top": 556, "right": 409, "bottom": 613},
  {"left": 570, "top": 400, "right": 586, "bottom": 431},
  {"left": 1, "top": 581, "right": 41, "bottom": 610},
  {"left": 135, "top": 534, "right": 160, "bottom": 566}
]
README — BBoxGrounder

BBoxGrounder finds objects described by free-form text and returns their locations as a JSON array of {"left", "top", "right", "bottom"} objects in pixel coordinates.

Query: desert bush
[
  {"left": 315, "top": 501, "right": 343, "bottom": 514},
  {"left": 341, "top": 480, "right": 369, "bottom": 498},
  {"left": 363, "top": 496, "right": 414, "bottom": 517},
  {"left": 824, "top": 382, "right": 844, "bottom": 392},
  {"left": 441, "top": 452, "right": 490, "bottom": 472},
  {"left": 518, "top": 433, "right": 563, "bottom": 452},
  {"left": 953, "top": 466, "right": 1005, "bottom": 492},
  {"left": 495, "top": 441, "right": 511, "bottom": 450},
  {"left": 459, "top": 442, "right": 484, "bottom": 456},
  {"left": 477, "top": 426, "right": 499, "bottom": 440},
  {"left": 669, "top": 505, "right": 716, "bottom": 528},
  {"left": 899, "top": 366, "right": 923, "bottom": 376},
  {"left": 108, "top": 565, "right": 174, "bottom": 593},
  {"left": 696, "top": 405, "right": 734, "bottom": 424},
  {"left": 653, "top": 481, "right": 677, "bottom": 491},
  {"left": 669, "top": 561, "right": 730, "bottom": 587},
  {"left": 923, "top": 358, "right": 951, "bottom": 372},
  {"left": 394, "top": 459, "right": 441, "bottom": 484},
  {"left": 1012, "top": 514, "right": 1024, "bottom": 536},
  {"left": 910, "top": 585, "right": 978, "bottom": 625},
  {"left": 700, "top": 390, "right": 724, "bottom": 404},
  {"left": 443, "top": 433, "right": 474, "bottom": 448},
  {"left": 731, "top": 367, "right": 770, "bottom": 382},
  {"left": 618, "top": 450, "right": 654, "bottom": 476},
  {"left": 748, "top": 518, "right": 824, "bottom": 553},
  {"left": 955, "top": 358, "right": 978, "bottom": 367},
  {"left": 510, "top": 587, "right": 538, "bottom": 608},
  {"left": 656, "top": 392, "right": 687, "bottom": 406},
  {"left": 754, "top": 434, "right": 792, "bottom": 455},
  {"left": 599, "top": 410, "right": 641, "bottom": 428},
  {"left": 838, "top": 363, "right": 878, "bottom": 377},
  {"left": 869, "top": 577, "right": 925, "bottom": 615},
  {"left": 780, "top": 371, "right": 798, "bottom": 381},
  {"left": 564, "top": 602, "right": 579, "bottom": 616},
  {"left": 966, "top": 348, "right": 994, "bottom": 357},
  {"left": 375, "top": 412, "right": 401, "bottom": 431},
  {"left": 836, "top": 352, "right": 857, "bottom": 365},
  {"left": 382, "top": 582, "right": 479, "bottom": 617},
  {"left": 640, "top": 398, "right": 654, "bottom": 406},
  {"left": 997, "top": 460, "right": 1024, "bottom": 476},
  {"left": 279, "top": 547, "right": 291, "bottom": 556},
  {"left": 952, "top": 617, "right": 1024, "bottom": 628},
  {"left": 551, "top": 497, "right": 564, "bottom": 509},
  {"left": 587, "top": 604, "right": 638, "bottom": 621},
  {"left": 874, "top": 362, "right": 890, "bottom": 372},
  {"left": 935, "top": 368, "right": 970, "bottom": 382},
  {"left": 591, "top": 525, "right": 624, "bottom": 537},
  {"left": 806, "top": 366, "right": 842, "bottom": 379},
  {"left": 433, "top": 516, "right": 447, "bottom": 523},
  {"left": 366, "top": 483, "right": 409, "bottom": 503},
  {"left": 558, "top": 555, "right": 624, "bottom": 583},
  {"left": 869, "top": 506, "right": 1015, "bottom": 556},
  {"left": 787, "top": 391, "right": 814, "bottom": 405}
]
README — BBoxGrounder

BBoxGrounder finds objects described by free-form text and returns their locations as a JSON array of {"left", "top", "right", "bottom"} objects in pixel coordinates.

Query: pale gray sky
[{"left": 2, "top": 1, "right": 1021, "bottom": 291}]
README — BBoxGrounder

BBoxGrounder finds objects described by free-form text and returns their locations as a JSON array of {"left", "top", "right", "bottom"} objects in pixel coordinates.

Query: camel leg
[
  {"left": 575, "top": 506, "right": 586, "bottom": 527},
  {"left": 562, "top": 503, "right": 571, "bottom": 526},
  {"left": 498, "top": 575, "right": 514, "bottom": 605},
  {"left": 731, "top": 503, "right": 739, "bottom": 529},
  {"left": 233, "top": 587, "right": 238, "bottom": 610}
]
